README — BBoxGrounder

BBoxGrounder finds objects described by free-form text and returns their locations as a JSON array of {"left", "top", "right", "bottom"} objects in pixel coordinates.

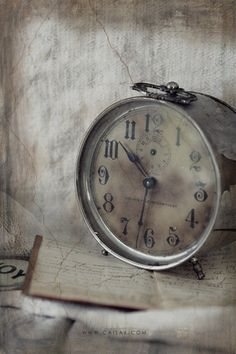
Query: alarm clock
[{"left": 75, "top": 82, "right": 236, "bottom": 275}]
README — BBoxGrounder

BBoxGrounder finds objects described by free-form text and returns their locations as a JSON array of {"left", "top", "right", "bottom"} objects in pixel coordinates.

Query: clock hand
[
  {"left": 138, "top": 186, "right": 149, "bottom": 227},
  {"left": 119, "top": 141, "right": 148, "bottom": 177},
  {"left": 135, "top": 177, "right": 157, "bottom": 248},
  {"left": 136, "top": 187, "right": 148, "bottom": 248}
]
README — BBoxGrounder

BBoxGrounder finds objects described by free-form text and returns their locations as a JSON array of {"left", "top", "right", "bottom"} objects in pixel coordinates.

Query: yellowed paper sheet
[
  {"left": 24, "top": 236, "right": 158, "bottom": 309},
  {"left": 24, "top": 236, "right": 236, "bottom": 310},
  {"left": 155, "top": 241, "right": 236, "bottom": 308}
]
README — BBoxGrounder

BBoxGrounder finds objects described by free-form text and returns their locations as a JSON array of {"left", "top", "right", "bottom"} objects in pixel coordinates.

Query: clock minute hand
[
  {"left": 138, "top": 186, "right": 149, "bottom": 226},
  {"left": 119, "top": 141, "right": 148, "bottom": 177},
  {"left": 136, "top": 186, "right": 149, "bottom": 248},
  {"left": 136, "top": 176, "right": 157, "bottom": 248}
]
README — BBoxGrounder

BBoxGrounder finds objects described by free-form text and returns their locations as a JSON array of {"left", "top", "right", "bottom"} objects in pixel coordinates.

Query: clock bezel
[{"left": 75, "top": 96, "right": 221, "bottom": 270}]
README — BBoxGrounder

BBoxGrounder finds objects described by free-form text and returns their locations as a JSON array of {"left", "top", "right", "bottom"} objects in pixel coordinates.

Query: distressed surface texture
[{"left": 0, "top": 0, "right": 236, "bottom": 353}]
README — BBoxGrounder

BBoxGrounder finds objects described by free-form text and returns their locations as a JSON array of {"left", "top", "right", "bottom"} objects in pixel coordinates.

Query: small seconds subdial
[{"left": 136, "top": 131, "right": 171, "bottom": 176}]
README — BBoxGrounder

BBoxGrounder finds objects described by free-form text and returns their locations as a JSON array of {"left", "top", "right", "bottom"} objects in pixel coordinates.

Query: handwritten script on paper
[
  {"left": 23, "top": 236, "right": 158, "bottom": 309},
  {"left": 24, "top": 236, "right": 236, "bottom": 310},
  {"left": 154, "top": 244, "right": 236, "bottom": 308}
]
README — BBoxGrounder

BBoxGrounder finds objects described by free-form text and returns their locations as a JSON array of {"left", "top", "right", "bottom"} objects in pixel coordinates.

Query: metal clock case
[{"left": 76, "top": 82, "right": 236, "bottom": 271}]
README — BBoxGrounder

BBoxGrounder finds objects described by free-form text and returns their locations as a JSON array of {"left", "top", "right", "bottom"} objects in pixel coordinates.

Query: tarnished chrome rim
[{"left": 75, "top": 96, "right": 221, "bottom": 270}]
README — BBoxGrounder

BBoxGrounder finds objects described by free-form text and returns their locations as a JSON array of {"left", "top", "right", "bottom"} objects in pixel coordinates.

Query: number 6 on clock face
[{"left": 76, "top": 96, "right": 221, "bottom": 270}]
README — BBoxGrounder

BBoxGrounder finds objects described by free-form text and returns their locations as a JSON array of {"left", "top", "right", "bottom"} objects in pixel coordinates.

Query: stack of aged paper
[{"left": 23, "top": 235, "right": 236, "bottom": 310}]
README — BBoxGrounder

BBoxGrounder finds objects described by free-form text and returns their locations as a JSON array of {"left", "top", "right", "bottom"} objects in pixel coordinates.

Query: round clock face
[{"left": 76, "top": 97, "right": 221, "bottom": 269}]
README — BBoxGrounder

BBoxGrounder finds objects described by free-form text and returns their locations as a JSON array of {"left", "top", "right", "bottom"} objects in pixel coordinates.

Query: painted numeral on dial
[
  {"left": 176, "top": 127, "right": 181, "bottom": 146},
  {"left": 120, "top": 217, "right": 130, "bottom": 235},
  {"left": 125, "top": 120, "right": 136, "bottom": 140},
  {"left": 185, "top": 209, "right": 198, "bottom": 228},
  {"left": 104, "top": 139, "right": 119, "bottom": 160},
  {"left": 145, "top": 113, "right": 163, "bottom": 132},
  {"left": 167, "top": 226, "right": 180, "bottom": 246},
  {"left": 190, "top": 151, "right": 201, "bottom": 171},
  {"left": 145, "top": 114, "right": 150, "bottom": 132},
  {"left": 144, "top": 228, "right": 155, "bottom": 248},
  {"left": 98, "top": 165, "right": 109, "bottom": 185},
  {"left": 194, "top": 188, "right": 208, "bottom": 202},
  {"left": 103, "top": 193, "right": 114, "bottom": 213}
]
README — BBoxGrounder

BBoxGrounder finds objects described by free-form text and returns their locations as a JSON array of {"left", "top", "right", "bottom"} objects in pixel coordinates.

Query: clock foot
[
  {"left": 101, "top": 249, "right": 109, "bottom": 256},
  {"left": 190, "top": 257, "right": 205, "bottom": 280}
]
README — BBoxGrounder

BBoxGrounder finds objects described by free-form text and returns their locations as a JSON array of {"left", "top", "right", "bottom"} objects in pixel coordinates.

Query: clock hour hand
[{"left": 119, "top": 141, "right": 148, "bottom": 177}]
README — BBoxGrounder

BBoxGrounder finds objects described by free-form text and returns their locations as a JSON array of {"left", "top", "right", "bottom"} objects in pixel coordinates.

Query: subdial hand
[
  {"left": 135, "top": 177, "right": 157, "bottom": 248},
  {"left": 119, "top": 141, "right": 148, "bottom": 177}
]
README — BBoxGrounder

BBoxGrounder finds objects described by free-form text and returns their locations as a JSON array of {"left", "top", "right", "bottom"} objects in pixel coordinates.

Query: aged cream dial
[{"left": 77, "top": 96, "right": 221, "bottom": 269}]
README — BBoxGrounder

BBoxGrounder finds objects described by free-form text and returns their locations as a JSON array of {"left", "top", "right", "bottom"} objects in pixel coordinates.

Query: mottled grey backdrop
[{"left": 0, "top": 1, "right": 235, "bottom": 353}]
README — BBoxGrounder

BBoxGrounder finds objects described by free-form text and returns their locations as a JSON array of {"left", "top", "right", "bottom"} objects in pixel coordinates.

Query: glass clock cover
[{"left": 76, "top": 97, "right": 221, "bottom": 269}]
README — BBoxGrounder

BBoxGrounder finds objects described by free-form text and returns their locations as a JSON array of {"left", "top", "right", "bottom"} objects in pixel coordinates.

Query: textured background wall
[
  {"left": 0, "top": 1, "right": 235, "bottom": 353},
  {"left": 1, "top": 0, "right": 236, "bottom": 250}
]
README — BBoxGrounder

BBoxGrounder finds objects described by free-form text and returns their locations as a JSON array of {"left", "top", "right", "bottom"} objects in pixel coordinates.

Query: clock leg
[
  {"left": 101, "top": 249, "right": 109, "bottom": 256},
  {"left": 190, "top": 257, "right": 205, "bottom": 280}
]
